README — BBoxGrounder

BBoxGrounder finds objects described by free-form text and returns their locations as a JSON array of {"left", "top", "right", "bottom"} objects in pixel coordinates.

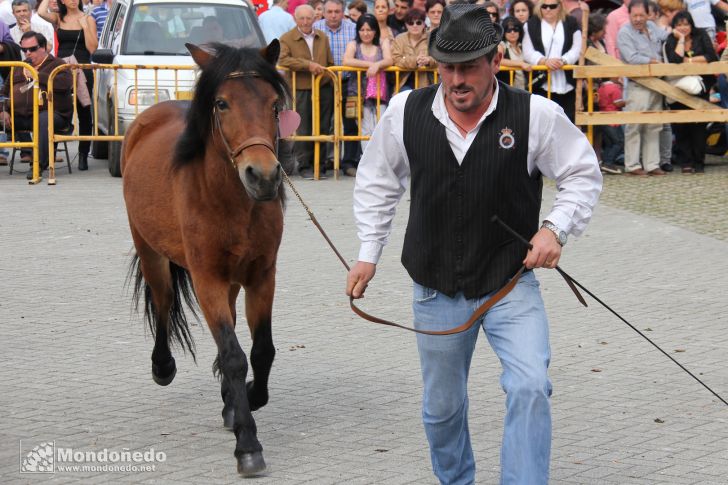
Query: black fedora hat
[{"left": 428, "top": 4, "right": 504, "bottom": 64}]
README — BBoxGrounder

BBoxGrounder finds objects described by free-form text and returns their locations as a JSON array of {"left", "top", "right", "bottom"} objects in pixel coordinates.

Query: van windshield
[{"left": 123, "top": 3, "right": 263, "bottom": 55}]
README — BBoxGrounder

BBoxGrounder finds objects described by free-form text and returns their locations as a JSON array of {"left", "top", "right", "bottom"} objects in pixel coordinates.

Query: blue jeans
[
  {"left": 600, "top": 124, "right": 625, "bottom": 165},
  {"left": 413, "top": 270, "right": 552, "bottom": 485}
]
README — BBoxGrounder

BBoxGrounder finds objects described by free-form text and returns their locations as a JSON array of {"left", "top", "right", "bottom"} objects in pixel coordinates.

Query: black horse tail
[{"left": 127, "top": 253, "right": 198, "bottom": 362}]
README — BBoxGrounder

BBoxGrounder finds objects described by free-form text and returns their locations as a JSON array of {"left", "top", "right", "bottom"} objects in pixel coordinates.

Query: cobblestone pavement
[
  {"left": 1, "top": 153, "right": 727, "bottom": 484},
  {"left": 564, "top": 155, "right": 728, "bottom": 241}
]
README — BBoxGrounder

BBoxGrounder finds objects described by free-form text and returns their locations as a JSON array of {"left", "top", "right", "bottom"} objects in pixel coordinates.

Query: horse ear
[
  {"left": 260, "top": 39, "right": 280, "bottom": 66},
  {"left": 186, "top": 43, "right": 214, "bottom": 69}
]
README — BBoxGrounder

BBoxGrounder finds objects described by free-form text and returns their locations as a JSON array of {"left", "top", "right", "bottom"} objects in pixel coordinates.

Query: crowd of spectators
[
  {"left": 0, "top": 0, "right": 724, "bottom": 179},
  {"left": 261, "top": 0, "right": 728, "bottom": 178},
  {"left": 0, "top": 0, "right": 106, "bottom": 174}
]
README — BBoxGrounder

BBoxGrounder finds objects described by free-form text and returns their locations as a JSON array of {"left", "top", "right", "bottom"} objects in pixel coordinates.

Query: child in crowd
[{"left": 597, "top": 77, "right": 625, "bottom": 174}]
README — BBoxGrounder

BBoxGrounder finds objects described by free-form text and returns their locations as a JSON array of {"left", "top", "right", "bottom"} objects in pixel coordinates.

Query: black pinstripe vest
[{"left": 401, "top": 82, "right": 542, "bottom": 299}]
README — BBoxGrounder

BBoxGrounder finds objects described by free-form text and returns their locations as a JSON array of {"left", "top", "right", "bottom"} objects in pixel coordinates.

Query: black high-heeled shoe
[{"left": 78, "top": 153, "right": 88, "bottom": 171}]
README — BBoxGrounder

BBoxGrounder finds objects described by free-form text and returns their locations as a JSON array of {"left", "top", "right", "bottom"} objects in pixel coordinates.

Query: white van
[{"left": 91, "top": 0, "right": 266, "bottom": 176}]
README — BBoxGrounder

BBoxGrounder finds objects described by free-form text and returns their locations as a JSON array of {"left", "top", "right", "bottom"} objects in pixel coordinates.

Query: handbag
[
  {"left": 345, "top": 95, "right": 359, "bottom": 119},
  {"left": 666, "top": 75, "right": 705, "bottom": 95},
  {"left": 662, "top": 43, "right": 705, "bottom": 103},
  {"left": 61, "top": 30, "right": 92, "bottom": 107}
]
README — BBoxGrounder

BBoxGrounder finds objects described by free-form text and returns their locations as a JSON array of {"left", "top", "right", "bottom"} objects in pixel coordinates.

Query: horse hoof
[
  {"left": 237, "top": 451, "right": 266, "bottom": 477},
  {"left": 222, "top": 406, "right": 235, "bottom": 430},
  {"left": 246, "top": 381, "right": 268, "bottom": 411},
  {"left": 152, "top": 359, "right": 177, "bottom": 386}
]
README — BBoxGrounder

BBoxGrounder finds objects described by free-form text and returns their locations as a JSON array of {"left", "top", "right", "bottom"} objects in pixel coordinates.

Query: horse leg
[
  {"left": 244, "top": 268, "right": 276, "bottom": 412},
  {"left": 195, "top": 276, "right": 265, "bottom": 476},
  {"left": 132, "top": 234, "right": 177, "bottom": 386},
  {"left": 221, "top": 284, "right": 242, "bottom": 429}
]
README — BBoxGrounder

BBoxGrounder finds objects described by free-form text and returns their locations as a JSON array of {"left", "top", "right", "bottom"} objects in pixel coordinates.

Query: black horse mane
[{"left": 173, "top": 43, "right": 290, "bottom": 167}]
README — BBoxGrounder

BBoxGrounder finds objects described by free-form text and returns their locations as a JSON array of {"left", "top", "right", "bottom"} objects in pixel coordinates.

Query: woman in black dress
[
  {"left": 38, "top": 0, "right": 97, "bottom": 170},
  {"left": 663, "top": 11, "right": 717, "bottom": 173}
]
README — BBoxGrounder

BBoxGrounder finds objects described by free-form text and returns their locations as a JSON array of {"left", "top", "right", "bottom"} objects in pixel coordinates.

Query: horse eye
[{"left": 215, "top": 99, "right": 229, "bottom": 111}]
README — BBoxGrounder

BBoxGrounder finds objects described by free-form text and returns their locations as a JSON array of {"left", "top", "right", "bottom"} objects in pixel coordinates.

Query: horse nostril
[{"left": 245, "top": 165, "right": 260, "bottom": 183}]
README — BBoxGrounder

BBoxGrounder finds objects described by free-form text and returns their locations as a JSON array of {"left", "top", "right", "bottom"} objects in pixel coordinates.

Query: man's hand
[
  {"left": 19, "top": 18, "right": 31, "bottom": 33},
  {"left": 307, "top": 62, "right": 325, "bottom": 75},
  {"left": 523, "top": 228, "right": 562, "bottom": 269},
  {"left": 346, "top": 261, "right": 376, "bottom": 299}
]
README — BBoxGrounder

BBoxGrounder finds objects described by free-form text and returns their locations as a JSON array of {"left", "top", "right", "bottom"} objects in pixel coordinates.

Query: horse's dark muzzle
[{"left": 243, "top": 163, "right": 282, "bottom": 201}]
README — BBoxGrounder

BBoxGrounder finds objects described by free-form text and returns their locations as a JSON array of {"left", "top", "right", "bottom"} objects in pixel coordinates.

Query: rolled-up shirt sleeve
[
  {"left": 527, "top": 95, "right": 603, "bottom": 236},
  {"left": 353, "top": 91, "right": 411, "bottom": 264}
]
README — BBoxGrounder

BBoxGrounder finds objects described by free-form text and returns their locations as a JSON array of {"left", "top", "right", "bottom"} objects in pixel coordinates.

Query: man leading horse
[{"left": 346, "top": 4, "right": 602, "bottom": 484}]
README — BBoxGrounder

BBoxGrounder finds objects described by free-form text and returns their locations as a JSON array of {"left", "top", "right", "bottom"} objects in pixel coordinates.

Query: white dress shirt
[
  {"left": 353, "top": 82, "right": 602, "bottom": 264},
  {"left": 10, "top": 15, "right": 56, "bottom": 57},
  {"left": 522, "top": 19, "right": 582, "bottom": 94}
]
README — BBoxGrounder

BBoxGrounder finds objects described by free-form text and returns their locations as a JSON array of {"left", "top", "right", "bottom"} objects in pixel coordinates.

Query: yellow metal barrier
[
  {"left": 279, "top": 65, "right": 572, "bottom": 179},
  {"left": 46, "top": 63, "right": 195, "bottom": 184},
  {"left": 278, "top": 68, "right": 341, "bottom": 180},
  {"left": 0, "top": 62, "right": 41, "bottom": 183},
  {"left": 31, "top": 58, "right": 708, "bottom": 185},
  {"left": 498, "top": 64, "right": 575, "bottom": 97}
]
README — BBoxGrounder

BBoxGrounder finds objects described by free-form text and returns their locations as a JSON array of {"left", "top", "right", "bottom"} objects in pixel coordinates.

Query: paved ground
[{"left": 1, "top": 152, "right": 727, "bottom": 484}]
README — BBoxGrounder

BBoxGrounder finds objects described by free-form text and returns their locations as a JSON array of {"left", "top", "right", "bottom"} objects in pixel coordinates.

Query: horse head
[{"left": 182, "top": 41, "right": 292, "bottom": 202}]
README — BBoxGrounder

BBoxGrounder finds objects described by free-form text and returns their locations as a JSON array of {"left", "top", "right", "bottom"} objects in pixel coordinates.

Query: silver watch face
[{"left": 543, "top": 221, "right": 566, "bottom": 245}]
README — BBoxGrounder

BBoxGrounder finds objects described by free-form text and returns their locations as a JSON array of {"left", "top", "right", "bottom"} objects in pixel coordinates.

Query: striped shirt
[
  {"left": 312, "top": 18, "right": 355, "bottom": 66},
  {"left": 91, "top": 4, "right": 109, "bottom": 39}
]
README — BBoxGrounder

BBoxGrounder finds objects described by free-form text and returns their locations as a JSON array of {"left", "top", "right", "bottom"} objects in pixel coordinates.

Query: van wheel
[
  {"left": 92, "top": 137, "right": 108, "bottom": 159},
  {"left": 108, "top": 140, "right": 122, "bottom": 177}
]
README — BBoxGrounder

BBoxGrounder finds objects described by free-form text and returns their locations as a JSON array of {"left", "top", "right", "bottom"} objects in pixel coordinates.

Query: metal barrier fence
[
  {"left": 0, "top": 62, "right": 41, "bottom": 183},
  {"left": 284, "top": 64, "right": 566, "bottom": 179},
  {"left": 30, "top": 59, "right": 723, "bottom": 184},
  {"left": 46, "top": 63, "right": 196, "bottom": 185}
]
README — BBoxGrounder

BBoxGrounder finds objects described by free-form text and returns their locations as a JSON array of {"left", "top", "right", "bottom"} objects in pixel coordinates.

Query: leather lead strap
[
  {"left": 350, "top": 267, "right": 526, "bottom": 335},
  {"left": 281, "top": 172, "right": 584, "bottom": 336}
]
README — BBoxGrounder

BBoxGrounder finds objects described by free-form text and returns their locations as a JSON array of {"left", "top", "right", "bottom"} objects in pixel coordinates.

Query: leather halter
[{"left": 213, "top": 70, "right": 278, "bottom": 167}]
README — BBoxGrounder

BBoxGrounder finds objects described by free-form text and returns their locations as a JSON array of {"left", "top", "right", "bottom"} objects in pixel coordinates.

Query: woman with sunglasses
[
  {"left": 343, "top": 14, "right": 393, "bottom": 151},
  {"left": 391, "top": 9, "right": 434, "bottom": 91},
  {"left": 38, "top": 0, "right": 97, "bottom": 170},
  {"left": 523, "top": 0, "right": 581, "bottom": 122},
  {"left": 496, "top": 17, "right": 531, "bottom": 90},
  {"left": 482, "top": 1, "right": 500, "bottom": 23}
]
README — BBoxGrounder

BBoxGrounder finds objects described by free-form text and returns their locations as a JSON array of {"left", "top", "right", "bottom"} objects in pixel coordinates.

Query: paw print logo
[{"left": 20, "top": 442, "right": 55, "bottom": 473}]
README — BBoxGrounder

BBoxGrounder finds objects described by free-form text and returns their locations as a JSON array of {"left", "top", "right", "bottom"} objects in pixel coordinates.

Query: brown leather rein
[{"left": 281, "top": 171, "right": 586, "bottom": 336}]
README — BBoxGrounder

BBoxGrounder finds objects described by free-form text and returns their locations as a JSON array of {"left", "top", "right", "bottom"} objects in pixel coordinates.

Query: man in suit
[{"left": 278, "top": 4, "right": 334, "bottom": 179}]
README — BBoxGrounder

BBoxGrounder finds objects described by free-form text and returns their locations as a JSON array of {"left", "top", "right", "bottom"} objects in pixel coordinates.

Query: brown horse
[{"left": 122, "top": 41, "right": 290, "bottom": 476}]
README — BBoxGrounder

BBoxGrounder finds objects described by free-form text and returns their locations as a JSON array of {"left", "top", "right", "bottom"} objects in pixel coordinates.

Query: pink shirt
[
  {"left": 597, "top": 82, "right": 623, "bottom": 112},
  {"left": 604, "top": 5, "right": 629, "bottom": 59},
  {"left": 597, "top": 81, "right": 623, "bottom": 126}
]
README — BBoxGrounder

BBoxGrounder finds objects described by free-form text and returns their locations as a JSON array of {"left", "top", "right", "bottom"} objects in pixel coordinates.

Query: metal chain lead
[{"left": 281, "top": 170, "right": 351, "bottom": 271}]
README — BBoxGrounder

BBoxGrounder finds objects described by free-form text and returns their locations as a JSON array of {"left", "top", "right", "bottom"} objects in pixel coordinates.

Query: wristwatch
[{"left": 541, "top": 220, "right": 567, "bottom": 246}]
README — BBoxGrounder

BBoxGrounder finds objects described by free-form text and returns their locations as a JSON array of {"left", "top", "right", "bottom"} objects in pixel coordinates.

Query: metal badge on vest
[{"left": 498, "top": 127, "right": 515, "bottom": 149}]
